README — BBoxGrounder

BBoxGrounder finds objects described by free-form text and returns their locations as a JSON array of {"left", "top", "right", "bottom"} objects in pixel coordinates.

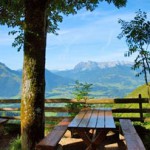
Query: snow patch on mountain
[{"left": 74, "top": 61, "right": 133, "bottom": 71}]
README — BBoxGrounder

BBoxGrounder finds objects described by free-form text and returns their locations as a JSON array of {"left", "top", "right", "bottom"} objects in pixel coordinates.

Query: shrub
[{"left": 9, "top": 136, "right": 21, "bottom": 150}]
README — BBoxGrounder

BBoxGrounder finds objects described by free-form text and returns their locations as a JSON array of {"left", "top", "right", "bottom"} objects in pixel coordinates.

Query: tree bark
[{"left": 21, "top": 1, "right": 47, "bottom": 149}]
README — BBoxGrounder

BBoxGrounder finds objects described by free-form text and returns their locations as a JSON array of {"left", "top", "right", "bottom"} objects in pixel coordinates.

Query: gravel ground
[
  {"left": 0, "top": 128, "right": 127, "bottom": 150},
  {"left": 59, "top": 130, "right": 127, "bottom": 150}
]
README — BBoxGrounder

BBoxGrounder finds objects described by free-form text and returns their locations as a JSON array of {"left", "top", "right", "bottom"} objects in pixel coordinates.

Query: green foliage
[
  {"left": 0, "top": 0, "right": 127, "bottom": 51},
  {"left": 73, "top": 80, "right": 93, "bottom": 101},
  {"left": 0, "top": 63, "right": 21, "bottom": 98},
  {"left": 118, "top": 10, "right": 150, "bottom": 85},
  {"left": 126, "top": 83, "right": 150, "bottom": 98},
  {"left": 0, "top": 1, "right": 127, "bottom": 149},
  {"left": 9, "top": 136, "right": 21, "bottom": 150},
  {"left": 0, "top": 61, "right": 145, "bottom": 98},
  {"left": 66, "top": 81, "right": 93, "bottom": 114},
  {"left": 125, "top": 83, "right": 150, "bottom": 122}
]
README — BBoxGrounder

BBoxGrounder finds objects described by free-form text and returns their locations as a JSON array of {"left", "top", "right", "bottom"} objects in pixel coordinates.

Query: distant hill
[
  {"left": 45, "top": 70, "right": 74, "bottom": 97},
  {"left": 55, "top": 61, "right": 137, "bottom": 83},
  {"left": 0, "top": 61, "right": 146, "bottom": 98},
  {"left": 0, "top": 62, "right": 21, "bottom": 98},
  {"left": 55, "top": 61, "right": 144, "bottom": 97},
  {"left": 0, "top": 62, "right": 73, "bottom": 98},
  {"left": 126, "top": 84, "right": 149, "bottom": 98}
]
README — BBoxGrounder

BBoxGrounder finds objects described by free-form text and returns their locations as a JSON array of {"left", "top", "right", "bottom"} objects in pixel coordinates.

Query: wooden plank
[
  {"left": 68, "top": 110, "right": 86, "bottom": 128},
  {"left": 112, "top": 108, "right": 143, "bottom": 113},
  {"left": 0, "top": 116, "right": 20, "bottom": 120},
  {"left": 1, "top": 107, "right": 148, "bottom": 113},
  {"left": 114, "top": 117, "right": 142, "bottom": 122},
  {"left": 0, "top": 99, "right": 20, "bottom": 103},
  {"left": 0, "top": 97, "right": 149, "bottom": 125},
  {"left": 86, "top": 99, "right": 114, "bottom": 104},
  {"left": 57, "top": 118, "right": 71, "bottom": 126},
  {"left": 0, "top": 108, "right": 20, "bottom": 111},
  {"left": 0, "top": 97, "right": 148, "bottom": 104},
  {"left": 87, "top": 109, "right": 98, "bottom": 128},
  {"left": 105, "top": 110, "right": 116, "bottom": 128},
  {"left": 124, "top": 133, "right": 146, "bottom": 150},
  {"left": 78, "top": 109, "right": 92, "bottom": 128},
  {"left": 44, "top": 107, "right": 80, "bottom": 113},
  {"left": 46, "top": 107, "right": 150, "bottom": 113},
  {"left": 139, "top": 95, "right": 144, "bottom": 122},
  {"left": 96, "top": 109, "right": 105, "bottom": 128},
  {"left": 36, "top": 118, "right": 70, "bottom": 150},
  {"left": 86, "top": 98, "right": 149, "bottom": 104},
  {"left": 45, "top": 98, "right": 85, "bottom": 104},
  {"left": 113, "top": 108, "right": 150, "bottom": 113},
  {"left": 120, "top": 119, "right": 137, "bottom": 134},
  {"left": 113, "top": 98, "right": 149, "bottom": 103},
  {"left": 120, "top": 119, "right": 145, "bottom": 150},
  {"left": 141, "top": 108, "right": 150, "bottom": 113},
  {"left": 0, "top": 118, "right": 8, "bottom": 124},
  {"left": 45, "top": 116, "right": 73, "bottom": 122}
]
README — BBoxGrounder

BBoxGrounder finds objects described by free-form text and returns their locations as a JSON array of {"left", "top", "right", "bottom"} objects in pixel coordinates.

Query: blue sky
[{"left": 0, "top": 0, "right": 150, "bottom": 70}]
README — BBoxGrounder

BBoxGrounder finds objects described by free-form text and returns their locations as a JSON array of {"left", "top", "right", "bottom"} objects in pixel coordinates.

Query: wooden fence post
[{"left": 139, "top": 94, "right": 144, "bottom": 122}]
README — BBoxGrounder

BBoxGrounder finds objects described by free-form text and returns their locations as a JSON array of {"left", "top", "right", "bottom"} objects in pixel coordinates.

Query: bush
[
  {"left": 9, "top": 136, "right": 21, "bottom": 150},
  {"left": 66, "top": 80, "right": 93, "bottom": 115}
]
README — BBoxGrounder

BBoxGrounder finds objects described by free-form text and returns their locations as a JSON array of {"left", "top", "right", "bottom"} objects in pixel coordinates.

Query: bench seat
[
  {"left": 0, "top": 118, "right": 8, "bottom": 124},
  {"left": 119, "top": 119, "right": 145, "bottom": 150},
  {"left": 0, "top": 118, "right": 8, "bottom": 135},
  {"left": 36, "top": 118, "right": 71, "bottom": 150}
]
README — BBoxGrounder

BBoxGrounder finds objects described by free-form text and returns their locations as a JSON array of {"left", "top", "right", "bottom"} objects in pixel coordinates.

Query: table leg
[
  {"left": 76, "top": 129, "right": 109, "bottom": 150},
  {"left": 92, "top": 129, "right": 109, "bottom": 145},
  {"left": 76, "top": 129, "right": 91, "bottom": 146}
]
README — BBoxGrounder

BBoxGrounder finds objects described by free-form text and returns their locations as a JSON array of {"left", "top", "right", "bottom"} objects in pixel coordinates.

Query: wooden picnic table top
[{"left": 68, "top": 108, "right": 116, "bottom": 130}]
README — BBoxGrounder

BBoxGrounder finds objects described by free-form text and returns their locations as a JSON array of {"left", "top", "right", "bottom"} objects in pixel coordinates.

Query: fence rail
[{"left": 0, "top": 95, "right": 150, "bottom": 126}]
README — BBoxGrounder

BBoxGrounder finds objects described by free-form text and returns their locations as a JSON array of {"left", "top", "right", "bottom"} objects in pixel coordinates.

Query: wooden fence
[{"left": 0, "top": 94, "right": 150, "bottom": 127}]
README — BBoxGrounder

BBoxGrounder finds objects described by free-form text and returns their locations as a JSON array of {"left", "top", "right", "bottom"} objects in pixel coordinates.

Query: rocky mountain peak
[
  {"left": 74, "top": 61, "right": 133, "bottom": 71},
  {"left": 74, "top": 61, "right": 99, "bottom": 71}
]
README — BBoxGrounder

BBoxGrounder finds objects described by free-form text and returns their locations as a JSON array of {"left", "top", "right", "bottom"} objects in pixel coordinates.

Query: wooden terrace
[{"left": 0, "top": 94, "right": 150, "bottom": 149}]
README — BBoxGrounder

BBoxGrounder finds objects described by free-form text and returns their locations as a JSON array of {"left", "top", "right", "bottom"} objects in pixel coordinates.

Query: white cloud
[
  {"left": 0, "top": 33, "right": 14, "bottom": 46},
  {"left": 1, "top": 0, "right": 150, "bottom": 70}
]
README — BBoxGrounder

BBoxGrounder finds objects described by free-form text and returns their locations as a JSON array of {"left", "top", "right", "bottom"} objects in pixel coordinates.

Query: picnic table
[{"left": 68, "top": 108, "right": 116, "bottom": 150}]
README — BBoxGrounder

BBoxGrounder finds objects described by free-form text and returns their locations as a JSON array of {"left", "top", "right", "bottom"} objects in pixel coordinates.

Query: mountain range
[{"left": 0, "top": 61, "right": 145, "bottom": 98}]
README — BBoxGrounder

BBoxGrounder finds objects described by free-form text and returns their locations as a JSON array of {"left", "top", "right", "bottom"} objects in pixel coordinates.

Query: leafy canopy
[
  {"left": 118, "top": 10, "right": 150, "bottom": 84},
  {"left": 66, "top": 80, "right": 93, "bottom": 114},
  {"left": 73, "top": 80, "right": 93, "bottom": 101},
  {"left": 0, "top": 0, "right": 127, "bottom": 50}
]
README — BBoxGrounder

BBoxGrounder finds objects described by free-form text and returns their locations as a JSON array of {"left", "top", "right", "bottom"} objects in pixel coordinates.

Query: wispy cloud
[
  {"left": 1, "top": 0, "right": 150, "bottom": 70},
  {"left": 46, "top": 9, "right": 139, "bottom": 69}
]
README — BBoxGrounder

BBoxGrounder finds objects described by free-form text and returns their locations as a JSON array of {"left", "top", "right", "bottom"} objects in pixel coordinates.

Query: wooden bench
[
  {"left": 0, "top": 118, "right": 8, "bottom": 124},
  {"left": 36, "top": 118, "right": 71, "bottom": 150},
  {"left": 0, "top": 118, "right": 8, "bottom": 135},
  {"left": 119, "top": 119, "right": 146, "bottom": 150}
]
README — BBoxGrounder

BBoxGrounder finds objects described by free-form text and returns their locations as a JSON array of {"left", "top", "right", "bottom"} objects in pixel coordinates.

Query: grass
[
  {"left": 1, "top": 83, "right": 150, "bottom": 149},
  {"left": 9, "top": 136, "right": 21, "bottom": 150},
  {"left": 126, "top": 83, "right": 150, "bottom": 98}
]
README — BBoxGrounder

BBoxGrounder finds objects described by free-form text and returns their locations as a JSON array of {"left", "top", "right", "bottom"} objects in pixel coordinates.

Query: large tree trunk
[{"left": 21, "top": 1, "right": 47, "bottom": 149}]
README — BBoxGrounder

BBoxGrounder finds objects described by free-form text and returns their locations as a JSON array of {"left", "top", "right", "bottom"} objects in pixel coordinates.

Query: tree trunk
[{"left": 21, "top": 1, "right": 47, "bottom": 149}]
